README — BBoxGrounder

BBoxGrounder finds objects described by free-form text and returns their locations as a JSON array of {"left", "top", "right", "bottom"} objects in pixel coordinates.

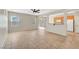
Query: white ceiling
[
  {"left": 7, "top": 9, "right": 62, "bottom": 15},
  {"left": 7, "top": 9, "right": 79, "bottom": 15}
]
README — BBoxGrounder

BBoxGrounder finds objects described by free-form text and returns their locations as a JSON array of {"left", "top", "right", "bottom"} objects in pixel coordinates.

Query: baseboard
[
  {"left": 8, "top": 28, "right": 38, "bottom": 33},
  {"left": 47, "top": 31, "right": 66, "bottom": 37}
]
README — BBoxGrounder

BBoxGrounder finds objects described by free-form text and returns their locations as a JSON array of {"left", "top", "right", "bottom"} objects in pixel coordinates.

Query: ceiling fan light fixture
[{"left": 31, "top": 9, "right": 40, "bottom": 13}]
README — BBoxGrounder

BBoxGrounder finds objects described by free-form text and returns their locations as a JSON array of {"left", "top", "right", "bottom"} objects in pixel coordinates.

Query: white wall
[
  {"left": 44, "top": 11, "right": 79, "bottom": 36},
  {"left": 46, "top": 14, "right": 66, "bottom": 36},
  {"left": 75, "top": 15, "right": 79, "bottom": 33},
  {"left": 37, "top": 13, "right": 67, "bottom": 36},
  {"left": 8, "top": 11, "right": 38, "bottom": 33}
]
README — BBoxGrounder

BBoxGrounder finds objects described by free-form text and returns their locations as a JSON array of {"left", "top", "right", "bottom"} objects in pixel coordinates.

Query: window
[
  {"left": 54, "top": 16, "right": 64, "bottom": 25},
  {"left": 49, "top": 16, "right": 64, "bottom": 25},
  {"left": 11, "top": 16, "right": 19, "bottom": 22},
  {"left": 10, "top": 16, "right": 20, "bottom": 26}
]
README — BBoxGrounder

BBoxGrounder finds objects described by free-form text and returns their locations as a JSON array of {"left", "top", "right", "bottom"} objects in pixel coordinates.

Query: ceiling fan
[{"left": 31, "top": 9, "right": 40, "bottom": 13}]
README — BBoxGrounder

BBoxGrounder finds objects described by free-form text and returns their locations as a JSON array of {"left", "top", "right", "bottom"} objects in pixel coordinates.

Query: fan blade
[
  {"left": 31, "top": 9, "right": 33, "bottom": 11},
  {"left": 30, "top": 9, "right": 40, "bottom": 13},
  {"left": 37, "top": 9, "right": 40, "bottom": 11},
  {"left": 37, "top": 11, "right": 40, "bottom": 13},
  {"left": 31, "top": 9, "right": 35, "bottom": 13}
]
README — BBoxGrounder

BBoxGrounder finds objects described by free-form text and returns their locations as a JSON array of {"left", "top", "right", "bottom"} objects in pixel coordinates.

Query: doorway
[
  {"left": 67, "top": 16, "right": 75, "bottom": 32},
  {"left": 38, "top": 17, "right": 47, "bottom": 30}
]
